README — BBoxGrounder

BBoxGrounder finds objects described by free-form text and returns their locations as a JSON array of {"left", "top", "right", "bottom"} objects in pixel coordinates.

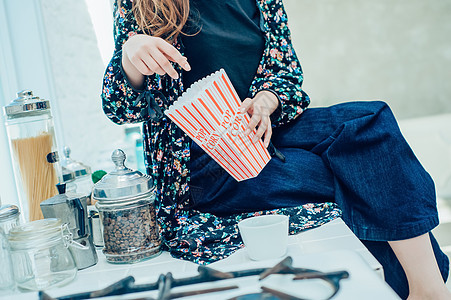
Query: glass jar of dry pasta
[
  {"left": 92, "top": 149, "right": 162, "bottom": 264},
  {"left": 3, "top": 90, "right": 62, "bottom": 222}
]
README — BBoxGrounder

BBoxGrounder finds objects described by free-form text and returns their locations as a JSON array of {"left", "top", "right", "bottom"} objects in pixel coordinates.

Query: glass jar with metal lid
[
  {"left": 62, "top": 146, "right": 93, "bottom": 197},
  {"left": 8, "top": 218, "right": 77, "bottom": 291},
  {"left": 3, "top": 90, "right": 62, "bottom": 222},
  {"left": 92, "top": 149, "right": 161, "bottom": 264},
  {"left": 0, "top": 204, "right": 20, "bottom": 234}
]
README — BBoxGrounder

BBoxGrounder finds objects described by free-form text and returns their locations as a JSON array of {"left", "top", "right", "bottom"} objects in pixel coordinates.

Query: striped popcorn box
[{"left": 164, "top": 69, "right": 271, "bottom": 181}]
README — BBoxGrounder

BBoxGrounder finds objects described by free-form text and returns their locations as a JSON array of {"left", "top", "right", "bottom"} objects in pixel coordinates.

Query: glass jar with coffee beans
[{"left": 92, "top": 149, "right": 161, "bottom": 263}]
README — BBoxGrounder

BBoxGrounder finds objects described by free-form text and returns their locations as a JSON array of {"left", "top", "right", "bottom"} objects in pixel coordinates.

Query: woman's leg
[
  {"left": 191, "top": 100, "right": 450, "bottom": 297},
  {"left": 389, "top": 234, "right": 451, "bottom": 299},
  {"left": 363, "top": 232, "right": 450, "bottom": 299},
  {"left": 272, "top": 101, "right": 450, "bottom": 298}
]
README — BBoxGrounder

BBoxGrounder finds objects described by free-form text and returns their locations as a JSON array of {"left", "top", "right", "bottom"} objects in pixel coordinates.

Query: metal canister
[
  {"left": 92, "top": 149, "right": 161, "bottom": 264},
  {"left": 3, "top": 90, "right": 62, "bottom": 221}
]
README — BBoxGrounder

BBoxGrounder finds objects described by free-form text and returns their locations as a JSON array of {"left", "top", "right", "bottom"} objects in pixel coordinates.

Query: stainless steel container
[
  {"left": 92, "top": 149, "right": 161, "bottom": 264},
  {"left": 88, "top": 206, "right": 104, "bottom": 247},
  {"left": 40, "top": 188, "right": 98, "bottom": 270},
  {"left": 3, "top": 90, "right": 62, "bottom": 222}
]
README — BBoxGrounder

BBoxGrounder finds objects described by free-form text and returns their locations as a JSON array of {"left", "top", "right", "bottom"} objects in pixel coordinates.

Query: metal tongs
[{"left": 39, "top": 257, "right": 349, "bottom": 300}]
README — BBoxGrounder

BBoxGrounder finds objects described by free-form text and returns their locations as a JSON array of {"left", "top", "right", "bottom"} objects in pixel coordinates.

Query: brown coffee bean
[{"left": 99, "top": 202, "right": 161, "bottom": 263}]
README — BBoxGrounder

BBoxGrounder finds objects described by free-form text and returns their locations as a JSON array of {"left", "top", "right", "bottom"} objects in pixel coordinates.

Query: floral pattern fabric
[
  {"left": 102, "top": 0, "right": 341, "bottom": 264},
  {"left": 171, "top": 203, "right": 341, "bottom": 264}
]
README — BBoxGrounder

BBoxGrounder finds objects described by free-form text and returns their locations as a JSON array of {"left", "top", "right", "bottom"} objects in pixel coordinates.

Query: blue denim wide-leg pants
[{"left": 189, "top": 101, "right": 449, "bottom": 298}]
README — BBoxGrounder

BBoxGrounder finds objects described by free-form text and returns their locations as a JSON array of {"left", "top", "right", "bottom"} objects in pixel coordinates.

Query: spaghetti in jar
[{"left": 3, "top": 90, "right": 62, "bottom": 221}]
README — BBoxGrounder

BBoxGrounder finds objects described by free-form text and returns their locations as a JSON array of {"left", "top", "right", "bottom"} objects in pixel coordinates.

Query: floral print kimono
[{"left": 102, "top": 0, "right": 340, "bottom": 264}]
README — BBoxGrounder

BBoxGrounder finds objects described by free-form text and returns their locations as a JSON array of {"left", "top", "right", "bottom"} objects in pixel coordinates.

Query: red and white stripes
[{"left": 165, "top": 69, "right": 271, "bottom": 181}]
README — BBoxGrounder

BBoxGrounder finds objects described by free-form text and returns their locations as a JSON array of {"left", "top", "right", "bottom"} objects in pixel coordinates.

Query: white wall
[
  {"left": 284, "top": 0, "right": 451, "bottom": 119},
  {"left": 40, "top": 0, "right": 125, "bottom": 172},
  {"left": 0, "top": 0, "right": 63, "bottom": 206},
  {"left": 0, "top": 0, "right": 125, "bottom": 207}
]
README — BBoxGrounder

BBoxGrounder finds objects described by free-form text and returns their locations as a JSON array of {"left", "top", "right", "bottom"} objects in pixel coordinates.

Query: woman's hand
[
  {"left": 240, "top": 91, "right": 279, "bottom": 148},
  {"left": 121, "top": 34, "right": 191, "bottom": 89}
]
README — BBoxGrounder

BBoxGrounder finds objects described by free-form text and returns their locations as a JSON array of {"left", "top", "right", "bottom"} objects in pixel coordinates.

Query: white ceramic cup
[{"left": 238, "top": 214, "right": 289, "bottom": 261}]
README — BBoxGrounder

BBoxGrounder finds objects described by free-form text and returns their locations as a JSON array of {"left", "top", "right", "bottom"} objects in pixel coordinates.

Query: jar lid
[
  {"left": 8, "top": 218, "right": 65, "bottom": 250},
  {"left": 92, "top": 149, "right": 154, "bottom": 201},
  {"left": 8, "top": 218, "right": 62, "bottom": 241},
  {"left": 0, "top": 204, "right": 20, "bottom": 221},
  {"left": 3, "top": 90, "right": 51, "bottom": 117},
  {"left": 62, "top": 146, "right": 91, "bottom": 178}
]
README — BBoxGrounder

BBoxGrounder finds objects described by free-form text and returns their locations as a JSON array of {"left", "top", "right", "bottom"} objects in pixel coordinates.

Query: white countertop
[{"left": 0, "top": 218, "right": 400, "bottom": 300}]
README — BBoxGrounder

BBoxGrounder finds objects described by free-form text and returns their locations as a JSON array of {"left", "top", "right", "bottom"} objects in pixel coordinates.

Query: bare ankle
[
  {"left": 407, "top": 285, "right": 451, "bottom": 300},
  {"left": 388, "top": 234, "right": 450, "bottom": 300}
]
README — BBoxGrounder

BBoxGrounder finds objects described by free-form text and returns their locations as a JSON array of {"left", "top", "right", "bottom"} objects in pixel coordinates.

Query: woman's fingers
[
  {"left": 129, "top": 54, "right": 154, "bottom": 76},
  {"left": 124, "top": 35, "right": 191, "bottom": 79},
  {"left": 156, "top": 38, "right": 191, "bottom": 71},
  {"left": 245, "top": 110, "right": 261, "bottom": 136},
  {"left": 240, "top": 98, "right": 254, "bottom": 115},
  {"left": 263, "top": 120, "right": 272, "bottom": 148},
  {"left": 138, "top": 55, "right": 160, "bottom": 76},
  {"left": 240, "top": 93, "right": 275, "bottom": 145},
  {"left": 253, "top": 117, "right": 269, "bottom": 143},
  {"left": 149, "top": 47, "right": 179, "bottom": 79},
  {"left": 245, "top": 107, "right": 272, "bottom": 145},
  {"left": 242, "top": 98, "right": 257, "bottom": 135}
]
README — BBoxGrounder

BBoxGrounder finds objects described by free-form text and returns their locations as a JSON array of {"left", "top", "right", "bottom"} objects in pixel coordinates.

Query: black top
[{"left": 181, "top": 0, "right": 266, "bottom": 101}]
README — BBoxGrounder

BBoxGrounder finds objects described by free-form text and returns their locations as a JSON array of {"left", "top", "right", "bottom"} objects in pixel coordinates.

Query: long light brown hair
[{"left": 131, "top": 0, "right": 190, "bottom": 42}]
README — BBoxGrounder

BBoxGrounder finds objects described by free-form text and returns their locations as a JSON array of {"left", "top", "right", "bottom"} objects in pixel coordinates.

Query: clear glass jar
[
  {"left": 93, "top": 149, "right": 161, "bottom": 264},
  {"left": 8, "top": 218, "right": 77, "bottom": 291},
  {"left": 96, "top": 195, "right": 161, "bottom": 263},
  {"left": 0, "top": 228, "right": 15, "bottom": 292},
  {"left": 0, "top": 204, "right": 20, "bottom": 234},
  {"left": 3, "top": 90, "right": 62, "bottom": 222},
  {"left": 61, "top": 166, "right": 77, "bottom": 195},
  {"left": 62, "top": 146, "right": 93, "bottom": 198}
]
